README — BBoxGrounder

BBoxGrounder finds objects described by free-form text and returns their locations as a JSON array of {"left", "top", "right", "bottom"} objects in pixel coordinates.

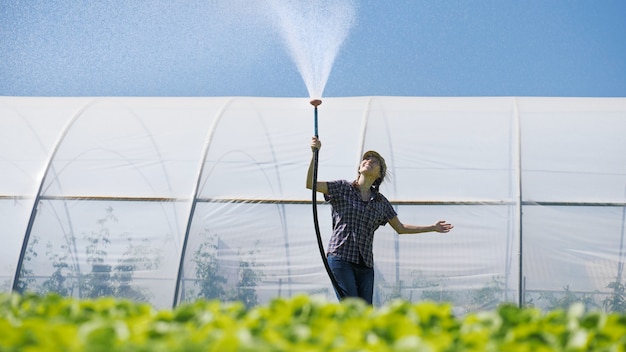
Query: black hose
[{"left": 312, "top": 104, "right": 345, "bottom": 299}]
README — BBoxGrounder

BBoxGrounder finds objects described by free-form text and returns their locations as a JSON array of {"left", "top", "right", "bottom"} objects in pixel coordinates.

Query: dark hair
[{"left": 351, "top": 176, "right": 385, "bottom": 196}]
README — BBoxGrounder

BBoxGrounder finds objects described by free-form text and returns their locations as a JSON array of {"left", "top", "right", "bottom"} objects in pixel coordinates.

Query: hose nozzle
[{"left": 310, "top": 99, "right": 322, "bottom": 107}]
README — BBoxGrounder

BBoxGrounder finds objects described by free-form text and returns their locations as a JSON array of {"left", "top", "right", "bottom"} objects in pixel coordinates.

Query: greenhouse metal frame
[{"left": 1, "top": 96, "right": 625, "bottom": 313}]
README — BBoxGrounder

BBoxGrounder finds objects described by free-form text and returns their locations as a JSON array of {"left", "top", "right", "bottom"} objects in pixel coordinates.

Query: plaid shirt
[{"left": 324, "top": 180, "right": 397, "bottom": 267}]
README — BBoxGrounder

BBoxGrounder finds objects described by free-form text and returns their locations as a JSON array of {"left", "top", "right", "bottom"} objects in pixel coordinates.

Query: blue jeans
[{"left": 327, "top": 254, "right": 374, "bottom": 304}]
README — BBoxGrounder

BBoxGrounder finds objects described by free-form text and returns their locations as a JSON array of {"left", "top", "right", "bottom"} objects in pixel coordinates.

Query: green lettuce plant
[{"left": 2, "top": 292, "right": 626, "bottom": 351}]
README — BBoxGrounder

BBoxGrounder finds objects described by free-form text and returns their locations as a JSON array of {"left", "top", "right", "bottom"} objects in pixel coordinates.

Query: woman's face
[{"left": 359, "top": 156, "right": 381, "bottom": 178}]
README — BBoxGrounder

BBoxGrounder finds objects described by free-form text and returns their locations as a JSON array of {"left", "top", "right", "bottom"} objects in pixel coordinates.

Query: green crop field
[{"left": 1, "top": 293, "right": 625, "bottom": 351}]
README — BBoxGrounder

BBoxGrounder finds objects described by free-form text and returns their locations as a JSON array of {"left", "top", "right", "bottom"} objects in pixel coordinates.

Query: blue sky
[{"left": 1, "top": 0, "right": 625, "bottom": 98}]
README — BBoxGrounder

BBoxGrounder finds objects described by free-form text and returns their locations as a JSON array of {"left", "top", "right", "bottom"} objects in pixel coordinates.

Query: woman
[{"left": 306, "top": 136, "right": 454, "bottom": 304}]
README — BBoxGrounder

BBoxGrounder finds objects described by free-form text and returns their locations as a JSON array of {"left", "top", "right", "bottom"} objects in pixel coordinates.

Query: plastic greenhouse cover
[{"left": 0, "top": 96, "right": 625, "bottom": 312}]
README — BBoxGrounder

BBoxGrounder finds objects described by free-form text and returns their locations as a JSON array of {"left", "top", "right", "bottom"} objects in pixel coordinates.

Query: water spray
[
  {"left": 269, "top": 0, "right": 355, "bottom": 299},
  {"left": 310, "top": 98, "right": 346, "bottom": 299}
]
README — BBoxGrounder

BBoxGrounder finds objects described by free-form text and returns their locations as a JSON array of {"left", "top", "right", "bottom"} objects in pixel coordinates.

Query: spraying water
[{"left": 268, "top": 0, "right": 357, "bottom": 99}]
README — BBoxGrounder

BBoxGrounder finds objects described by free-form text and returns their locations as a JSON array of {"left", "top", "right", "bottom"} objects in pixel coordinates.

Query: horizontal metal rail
[{"left": 1, "top": 195, "right": 624, "bottom": 207}]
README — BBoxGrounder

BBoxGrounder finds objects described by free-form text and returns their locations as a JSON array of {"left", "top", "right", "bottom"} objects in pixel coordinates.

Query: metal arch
[
  {"left": 250, "top": 101, "right": 294, "bottom": 299},
  {"left": 12, "top": 98, "right": 98, "bottom": 292},
  {"left": 356, "top": 97, "right": 396, "bottom": 194},
  {"left": 32, "top": 100, "right": 184, "bottom": 297},
  {"left": 172, "top": 97, "right": 235, "bottom": 307},
  {"left": 513, "top": 98, "right": 524, "bottom": 307},
  {"left": 356, "top": 97, "right": 401, "bottom": 284},
  {"left": 356, "top": 97, "right": 373, "bottom": 171},
  {"left": 173, "top": 98, "right": 306, "bottom": 306},
  {"left": 10, "top": 105, "right": 82, "bottom": 295},
  {"left": 121, "top": 103, "right": 181, "bottom": 247},
  {"left": 617, "top": 183, "right": 626, "bottom": 283}
]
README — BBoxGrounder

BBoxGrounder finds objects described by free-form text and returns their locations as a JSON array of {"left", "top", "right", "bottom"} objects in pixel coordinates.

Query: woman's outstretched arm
[{"left": 389, "top": 217, "right": 454, "bottom": 235}]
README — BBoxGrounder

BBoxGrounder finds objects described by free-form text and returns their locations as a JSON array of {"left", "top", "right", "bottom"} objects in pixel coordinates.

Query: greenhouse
[{"left": 1, "top": 96, "right": 625, "bottom": 313}]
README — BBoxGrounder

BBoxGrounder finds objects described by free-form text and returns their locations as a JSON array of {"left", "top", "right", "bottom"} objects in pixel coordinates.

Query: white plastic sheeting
[{"left": 1, "top": 96, "right": 625, "bottom": 312}]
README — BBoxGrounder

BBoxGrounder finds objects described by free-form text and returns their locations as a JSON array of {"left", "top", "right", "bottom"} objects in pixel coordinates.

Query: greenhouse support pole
[
  {"left": 514, "top": 99, "right": 524, "bottom": 308},
  {"left": 172, "top": 98, "right": 233, "bottom": 307},
  {"left": 617, "top": 184, "right": 626, "bottom": 282},
  {"left": 310, "top": 99, "right": 345, "bottom": 299},
  {"left": 12, "top": 100, "right": 95, "bottom": 293}
]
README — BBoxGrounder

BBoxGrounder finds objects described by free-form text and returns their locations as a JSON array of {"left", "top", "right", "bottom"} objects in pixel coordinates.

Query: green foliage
[
  {"left": 190, "top": 232, "right": 263, "bottom": 309},
  {"left": 192, "top": 233, "right": 227, "bottom": 300},
  {"left": 415, "top": 274, "right": 458, "bottom": 303},
  {"left": 539, "top": 285, "right": 600, "bottom": 312},
  {"left": 470, "top": 276, "right": 505, "bottom": 311},
  {"left": 81, "top": 207, "right": 122, "bottom": 298},
  {"left": 2, "top": 293, "right": 626, "bottom": 351},
  {"left": 603, "top": 280, "right": 626, "bottom": 313},
  {"left": 14, "top": 235, "right": 40, "bottom": 292},
  {"left": 374, "top": 271, "right": 459, "bottom": 306},
  {"left": 112, "top": 236, "right": 161, "bottom": 301},
  {"left": 20, "top": 206, "right": 160, "bottom": 301},
  {"left": 226, "top": 244, "right": 264, "bottom": 309},
  {"left": 41, "top": 240, "right": 72, "bottom": 296}
]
